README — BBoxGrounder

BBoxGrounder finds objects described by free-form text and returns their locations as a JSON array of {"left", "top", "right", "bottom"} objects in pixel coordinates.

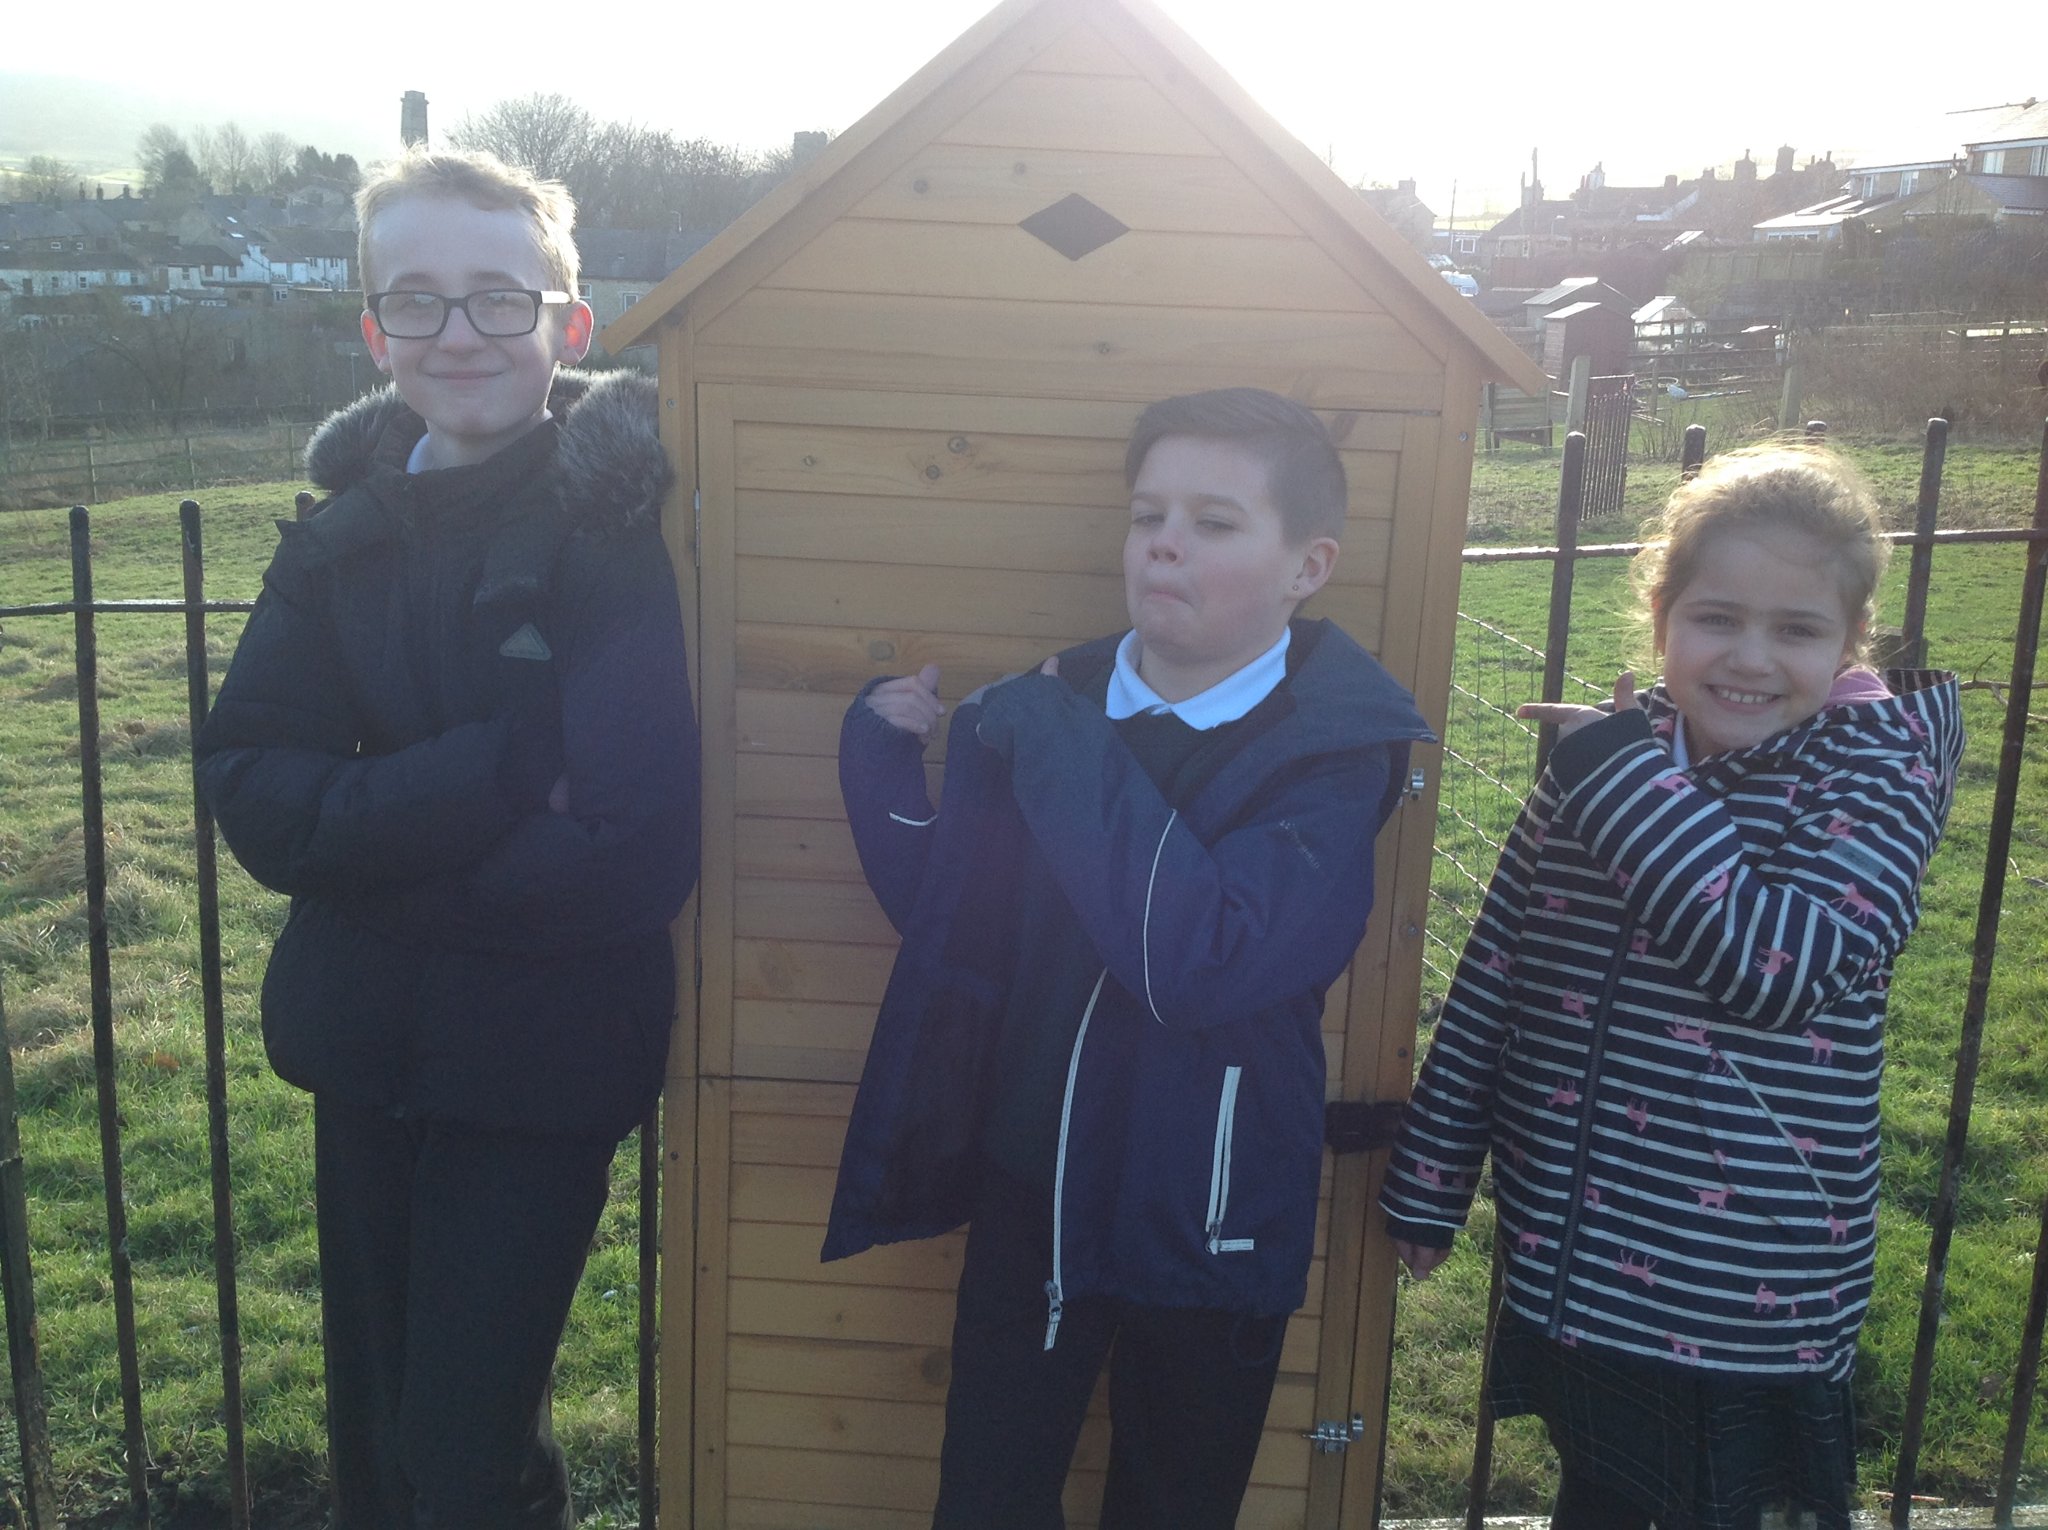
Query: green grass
[{"left": 1, "top": 440, "right": 2044, "bottom": 1522}]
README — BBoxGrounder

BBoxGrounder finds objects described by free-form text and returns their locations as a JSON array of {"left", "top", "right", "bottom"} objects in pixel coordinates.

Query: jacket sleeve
[
  {"left": 973, "top": 672, "right": 1394, "bottom": 1031},
  {"left": 196, "top": 536, "right": 545, "bottom": 896},
  {"left": 338, "top": 524, "right": 699, "bottom": 956},
  {"left": 837, "top": 682, "right": 942, "bottom": 935},
  {"left": 1547, "top": 709, "right": 1946, "bottom": 1034},
  {"left": 1380, "top": 785, "right": 1553, "bottom": 1245}
]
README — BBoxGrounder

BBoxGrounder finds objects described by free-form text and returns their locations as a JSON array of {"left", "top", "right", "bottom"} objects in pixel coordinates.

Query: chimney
[
  {"left": 1397, "top": 178, "right": 1416, "bottom": 197},
  {"left": 400, "top": 90, "right": 429, "bottom": 149},
  {"left": 1664, "top": 173, "right": 1678, "bottom": 193},
  {"left": 1775, "top": 144, "right": 1796, "bottom": 177},
  {"left": 1734, "top": 150, "right": 1757, "bottom": 183},
  {"left": 792, "top": 131, "right": 829, "bottom": 164}
]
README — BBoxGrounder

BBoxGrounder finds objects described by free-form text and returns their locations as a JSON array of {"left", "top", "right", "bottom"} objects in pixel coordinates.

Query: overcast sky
[{"left": 5, "top": 0, "right": 2039, "bottom": 220}]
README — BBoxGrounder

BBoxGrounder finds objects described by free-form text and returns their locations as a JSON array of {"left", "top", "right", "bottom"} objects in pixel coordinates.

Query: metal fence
[
  {"left": 1422, "top": 419, "right": 2048, "bottom": 1528},
  {"left": 0, "top": 425, "right": 322, "bottom": 513},
  {"left": 0, "top": 420, "right": 2044, "bottom": 1526}
]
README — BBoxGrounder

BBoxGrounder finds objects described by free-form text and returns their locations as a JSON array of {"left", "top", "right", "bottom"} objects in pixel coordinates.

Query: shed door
[{"left": 682, "top": 381, "right": 1424, "bottom": 1528}]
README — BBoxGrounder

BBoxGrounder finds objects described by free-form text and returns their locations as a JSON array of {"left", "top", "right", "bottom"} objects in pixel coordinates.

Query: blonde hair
[
  {"left": 1633, "top": 442, "right": 1890, "bottom": 657},
  {"left": 356, "top": 148, "right": 579, "bottom": 299}
]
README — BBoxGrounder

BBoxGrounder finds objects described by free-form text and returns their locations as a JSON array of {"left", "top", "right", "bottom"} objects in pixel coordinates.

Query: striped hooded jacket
[{"left": 1380, "top": 670, "right": 1961, "bottom": 1380}]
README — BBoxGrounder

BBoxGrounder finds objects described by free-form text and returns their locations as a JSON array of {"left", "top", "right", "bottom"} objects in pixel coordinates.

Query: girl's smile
[{"left": 1654, "top": 526, "right": 1862, "bottom": 758}]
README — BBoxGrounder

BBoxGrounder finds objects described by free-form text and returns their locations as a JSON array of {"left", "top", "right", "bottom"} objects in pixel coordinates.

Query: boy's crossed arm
[{"left": 199, "top": 565, "right": 562, "bottom": 897}]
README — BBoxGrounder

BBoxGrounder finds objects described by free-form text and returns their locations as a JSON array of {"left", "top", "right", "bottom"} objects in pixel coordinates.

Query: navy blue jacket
[
  {"left": 196, "top": 370, "right": 698, "bottom": 1142},
  {"left": 824, "top": 620, "right": 1432, "bottom": 1319}
]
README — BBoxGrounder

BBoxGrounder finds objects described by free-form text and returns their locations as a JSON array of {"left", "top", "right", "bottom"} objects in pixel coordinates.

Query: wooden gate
[{"left": 1581, "top": 374, "right": 1634, "bottom": 520}]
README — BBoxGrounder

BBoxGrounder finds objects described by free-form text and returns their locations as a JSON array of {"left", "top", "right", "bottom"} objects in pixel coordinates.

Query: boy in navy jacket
[
  {"left": 827, "top": 388, "right": 1431, "bottom": 1527},
  {"left": 197, "top": 151, "right": 696, "bottom": 1528}
]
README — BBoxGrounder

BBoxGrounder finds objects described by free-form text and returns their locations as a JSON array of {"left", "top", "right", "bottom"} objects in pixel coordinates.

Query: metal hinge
[
  {"left": 1304, "top": 1414, "right": 1366, "bottom": 1454},
  {"left": 1406, "top": 766, "right": 1427, "bottom": 800},
  {"left": 692, "top": 488, "right": 702, "bottom": 569}
]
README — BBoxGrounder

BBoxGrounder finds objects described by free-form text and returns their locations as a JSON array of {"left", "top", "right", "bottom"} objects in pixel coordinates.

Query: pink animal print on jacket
[{"left": 1616, "top": 1250, "right": 1659, "bottom": 1286}]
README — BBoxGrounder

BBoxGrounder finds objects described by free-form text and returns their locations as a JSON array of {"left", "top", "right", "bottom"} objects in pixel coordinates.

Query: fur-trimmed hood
[{"left": 303, "top": 367, "right": 671, "bottom": 534}]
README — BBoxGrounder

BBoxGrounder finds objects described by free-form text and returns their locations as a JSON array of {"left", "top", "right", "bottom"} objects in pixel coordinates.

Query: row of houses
[
  {"left": 1426, "top": 98, "right": 2046, "bottom": 282},
  {"left": 0, "top": 188, "right": 718, "bottom": 339}
]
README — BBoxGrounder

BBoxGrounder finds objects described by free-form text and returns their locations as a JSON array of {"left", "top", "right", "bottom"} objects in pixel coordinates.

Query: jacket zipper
[
  {"left": 1544, "top": 937, "right": 1633, "bottom": 1340},
  {"left": 1045, "top": 969, "right": 1108, "bottom": 1351},
  {"left": 1206, "top": 1065, "right": 1256, "bottom": 1253}
]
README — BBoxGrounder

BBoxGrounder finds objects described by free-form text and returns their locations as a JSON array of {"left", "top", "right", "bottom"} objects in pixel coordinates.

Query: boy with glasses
[{"left": 198, "top": 149, "right": 697, "bottom": 1528}]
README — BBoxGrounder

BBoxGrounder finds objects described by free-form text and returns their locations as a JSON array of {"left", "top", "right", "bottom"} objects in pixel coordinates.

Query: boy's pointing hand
[{"left": 866, "top": 663, "right": 946, "bottom": 737}]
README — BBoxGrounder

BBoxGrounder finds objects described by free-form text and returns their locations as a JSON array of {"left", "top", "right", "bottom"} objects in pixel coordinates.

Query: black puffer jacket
[{"left": 197, "top": 370, "right": 698, "bottom": 1140}]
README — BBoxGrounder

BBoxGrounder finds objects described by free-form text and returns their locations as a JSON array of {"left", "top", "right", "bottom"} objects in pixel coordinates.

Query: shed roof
[{"left": 601, "top": 0, "right": 1545, "bottom": 393}]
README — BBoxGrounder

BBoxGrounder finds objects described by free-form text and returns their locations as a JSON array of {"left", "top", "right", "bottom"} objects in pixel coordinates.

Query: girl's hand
[
  {"left": 865, "top": 663, "right": 945, "bottom": 737},
  {"left": 1393, "top": 1239, "right": 1451, "bottom": 1280},
  {"left": 1517, "top": 671, "right": 1637, "bottom": 740}
]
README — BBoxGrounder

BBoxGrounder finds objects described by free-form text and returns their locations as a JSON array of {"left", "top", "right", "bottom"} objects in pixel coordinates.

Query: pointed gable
[{"left": 602, "top": 0, "right": 1544, "bottom": 397}]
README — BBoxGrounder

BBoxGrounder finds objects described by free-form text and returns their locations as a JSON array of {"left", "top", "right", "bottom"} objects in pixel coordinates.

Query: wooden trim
[
  {"left": 697, "top": 386, "right": 742, "bottom": 1081},
  {"left": 1337, "top": 355, "right": 1482, "bottom": 1527},
  {"left": 655, "top": 316, "right": 700, "bottom": 1529},
  {"left": 693, "top": 1075, "right": 734, "bottom": 1526}
]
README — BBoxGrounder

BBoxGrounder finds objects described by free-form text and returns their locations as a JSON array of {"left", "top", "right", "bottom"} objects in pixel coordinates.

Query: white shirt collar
[{"left": 1106, "top": 627, "right": 1291, "bottom": 729}]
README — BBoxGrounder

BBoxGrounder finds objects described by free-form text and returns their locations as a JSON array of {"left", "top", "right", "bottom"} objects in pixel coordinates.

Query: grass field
[{"left": 0, "top": 433, "right": 2043, "bottom": 1524}]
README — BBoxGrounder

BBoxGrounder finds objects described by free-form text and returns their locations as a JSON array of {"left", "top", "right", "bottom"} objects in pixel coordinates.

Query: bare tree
[
  {"left": 137, "top": 123, "right": 193, "bottom": 191},
  {"left": 255, "top": 131, "right": 298, "bottom": 191},
  {"left": 447, "top": 92, "right": 596, "bottom": 183},
  {"left": 199, "top": 121, "right": 255, "bottom": 194},
  {"left": 17, "top": 156, "right": 73, "bottom": 201}
]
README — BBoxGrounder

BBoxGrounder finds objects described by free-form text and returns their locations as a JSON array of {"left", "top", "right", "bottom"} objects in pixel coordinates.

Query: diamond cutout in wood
[{"left": 1019, "top": 193, "right": 1130, "bottom": 261}]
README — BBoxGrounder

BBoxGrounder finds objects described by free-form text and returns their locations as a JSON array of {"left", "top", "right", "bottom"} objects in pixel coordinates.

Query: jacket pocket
[{"left": 1206, "top": 1065, "right": 1257, "bottom": 1254}]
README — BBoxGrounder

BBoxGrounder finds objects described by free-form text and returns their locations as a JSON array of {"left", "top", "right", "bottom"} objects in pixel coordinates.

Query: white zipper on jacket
[
  {"left": 1045, "top": 969, "right": 1109, "bottom": 1351},
  {"left": 1206, "top": 1064, "right": 1256, "bottom": 1253},
  {"left": 1140, "top": 811, "right": 1177, "bottom": 1024}
]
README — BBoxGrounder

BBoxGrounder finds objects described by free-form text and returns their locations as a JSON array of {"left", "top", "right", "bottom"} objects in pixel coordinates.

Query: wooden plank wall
[
  {"left": 677, "top": 15, "right": 1461, "bottom": 1525},
  {"left": 697, "top": 383, "right": 1415, "bottom": 1527}
]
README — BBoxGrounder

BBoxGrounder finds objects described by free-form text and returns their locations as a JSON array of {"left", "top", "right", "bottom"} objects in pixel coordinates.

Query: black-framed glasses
[{"left": 366, "top": 288, "right": 574, "bottom": 339}]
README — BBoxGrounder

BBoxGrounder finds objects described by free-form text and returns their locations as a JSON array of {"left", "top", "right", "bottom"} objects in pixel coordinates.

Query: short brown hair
[
  {"left": 356, "top": 148, "right": 579, "bottom": 298},
  {"left": 1634, "top": 441, "right": 1890, "bottom": 653},
  {"left": 1125, "top": 388, "right": 1347, "bottom": 543}
]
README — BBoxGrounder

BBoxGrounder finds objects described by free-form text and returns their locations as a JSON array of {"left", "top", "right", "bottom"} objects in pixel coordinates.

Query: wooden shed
[{"left": 600, "top": 0, "right": 1546, "bottom": 1523}]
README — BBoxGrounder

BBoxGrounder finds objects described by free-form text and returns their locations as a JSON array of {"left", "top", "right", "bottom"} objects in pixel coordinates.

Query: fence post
[
  {"left": 85, "top": 441, "right": 98, "bottom": 505},
  {"left": 186, "top": 435, "right": 198, "bottom": 492},
  {"left": 1778, "top": 362, "right": 1804, "bottom": 430},
  {"left": 0, "top": 974, "right": 59, "bottom": 1528},
  {"left": 1996, "top": 1190, "right": 2048, "bottom": 1527},
  {"left": 1565, "top": 355, "right": 1591, "bottom": 434},
  {"left": 1890, "top": 418, "right": 2048, "bottom": 1527},
  {"left": 70, "top": 507, "right": 155, "bottom": 1525},
  {"left": 181, "top": 501, "right": 251, "bottom": 1530},
  {"left": 1465, "top": 432, "right": 1589, "bottom": 1530},
  {"left": 1681, "top": 423, "right": 1708, "bottom": 481},
  {"left": 1898, "top": 418, "right": 1948, "bottom": 665}
]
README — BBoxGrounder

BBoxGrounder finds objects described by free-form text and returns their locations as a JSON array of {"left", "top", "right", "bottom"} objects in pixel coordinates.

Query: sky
[{"left": 4, "top": 0, "right": 2040, "bottom": 222}]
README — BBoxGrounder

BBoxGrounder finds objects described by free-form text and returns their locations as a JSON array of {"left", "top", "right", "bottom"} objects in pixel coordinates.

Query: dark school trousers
[
  {"left": 313, "top": 1095, "right": 616, "bottom": 1530},
  {"left": 932, "top": 1169, "right": 1288, "bottom": 1530}
]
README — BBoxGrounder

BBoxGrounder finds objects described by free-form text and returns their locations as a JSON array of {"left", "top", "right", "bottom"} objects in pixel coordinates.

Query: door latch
[{"left": 1304, "top": 1413, "right": 1366, "bottom": 1453}]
